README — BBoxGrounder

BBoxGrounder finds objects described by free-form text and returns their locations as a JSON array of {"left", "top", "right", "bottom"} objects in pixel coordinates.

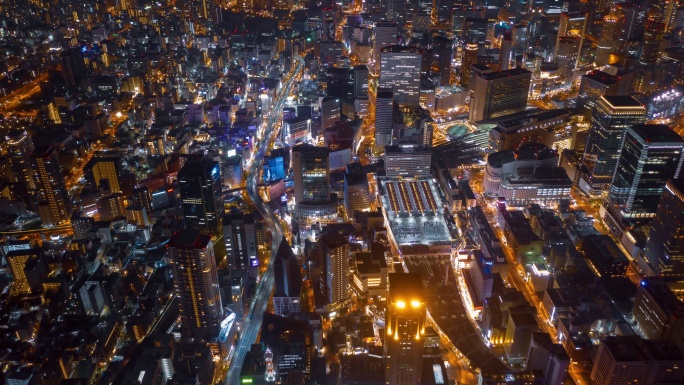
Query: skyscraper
[
  {"left": 6, "top": 129, "right": 35, "bottom": 193},
  {"left": 468, "top": 68, "right": 531, "bottom": 122},
  {"left": 294, "top": 145, "right": 327, "bottom": 198},
  {"left": 60, "top": 48, "right": 87, "bottom": 87},
  {"left": 431, "top": 35, "right": 454, "bottom": 85},
  {"left": 178, "top": 156, "right": 223, "bottom": 235},
  {"left": 321, "top": 96, "right": 341, "bottom": 131},
  {"left": 582, "top": 96, "right": 646, "bottom": 193},
  {"left": 379, "top": 46, "right": 422, "bottom": 108},
  {"left": 168, "top": 229, "right": 223, "bottom": 341},
  {"left": 319, "top": 232, "right": 350, "bottom": 307},
  {"left": 384, "top": 144, "right": 432, "bottom": 178},
  {"left": 595, "top": 14, "right": 620, "bottom": 67},
  {"left": 85, "top": 152, "right": 123, "bottom": 193},
  {"left": 223, "top": 214, "right": 258, "bottom": 270},
  {"left": 639, "top": 19, "right": 665, "bottom": 67},
  {"left": 609, "top": 124, "right": 684, "bottom": 219},
  {"left": 555, "top": 36, "right": 581, "bottom": 83},
  {"left": 500, "top": 32, "right": 512, "bottom": 71},
  {"left": 385, "top": 273, "right": 425, "bottom": 385},
  {"left": 526, "top": 333, "right": 570, "bottom": 385},
  {"left": 577, "top": 71, "right": 619, "bottom": 116},
  {"left": 343, "top": 162, "right": 370, "bottom": 214},
  {"left": 374, "top": 87, "right": 394, "bottom": 152},
  {"left": 643, "top": 180, "right": 684, "bottom": 279},
  {"left": 373, "top": 22, "right": 398, "bottom": 72},
  {"left": 460, "top": 43, "right": 478, "bottom": 88},
  {"left": 30, "top": 146, "right": 70, "bottom": 226}
]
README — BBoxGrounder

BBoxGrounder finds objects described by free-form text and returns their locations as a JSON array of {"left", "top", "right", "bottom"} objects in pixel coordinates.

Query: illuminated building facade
[
  {"left": 380, "top": 46, "right": 422, "bottom": 108},
  {"left": 385, "top": 273, "right": 425, "bottom": 385},
  {"left": 30, "top": 146, "right": 71, "bottom": 226},
  {"left": 168, "top": 229, "right": 223, "bottom": 341},
  {"left": 581, "top": 96, "right": 646, "bottom": 195},
  {"left": 468, "top": 68, "right": 531, "bottom": 122},
  {"left": 608, "top": 124, "right": 684, "bottom": 219},
  {"left": 320, "top": 232, "right": 350, "bottom": 307},
  {"left": 644, "top": 180, "right": 684, "bottom": 280}
]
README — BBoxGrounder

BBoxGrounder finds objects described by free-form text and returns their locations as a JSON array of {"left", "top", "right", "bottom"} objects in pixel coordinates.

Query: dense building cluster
[{"left": 1, "top": 0, "right": 684, "bottom": 384}]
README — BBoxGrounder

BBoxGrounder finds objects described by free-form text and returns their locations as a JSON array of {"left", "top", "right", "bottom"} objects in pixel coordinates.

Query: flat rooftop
[
  {"left": 601, "top": 95, "right": 643, "bottom": 108},
  {"left": 478, "top": 68, "right": 531, "bottom": 81},
  {"left": 630, "top": 124, "right": 683, "bottom": 144}
]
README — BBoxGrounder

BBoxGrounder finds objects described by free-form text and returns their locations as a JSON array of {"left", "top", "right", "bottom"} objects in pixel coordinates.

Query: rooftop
[
  {"left": 389, "top": 273, "right": 423, "bottom": 299},
  {"left": 478, "top": 67, "right": 531, "bottom": 81},
  {"left": 583, "top": 70, "right": 618, "bottom": 85},
  {"left": 600, "top": 95, "right": 643, "bottom": 108},
  {"left": 630, "top": 124, "right": 684, "bottom": 144}
]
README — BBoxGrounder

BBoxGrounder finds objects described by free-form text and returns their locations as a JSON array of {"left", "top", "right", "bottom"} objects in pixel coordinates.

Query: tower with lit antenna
[{"left": 385, "top": 273, "right": 426, "bottom": 385}]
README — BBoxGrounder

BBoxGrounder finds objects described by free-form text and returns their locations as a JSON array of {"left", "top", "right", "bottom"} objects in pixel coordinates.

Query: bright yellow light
[
  {"left": 411, "top": 300, "right": 421, "bottom": 308},
  {"left": 396, "top": 301, "right": 406, "bottom": 309}
]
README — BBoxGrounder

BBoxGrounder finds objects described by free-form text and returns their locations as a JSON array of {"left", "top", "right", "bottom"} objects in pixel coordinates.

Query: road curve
[{"left": 225, "top": 55, "right": 304, "bottom": 384}]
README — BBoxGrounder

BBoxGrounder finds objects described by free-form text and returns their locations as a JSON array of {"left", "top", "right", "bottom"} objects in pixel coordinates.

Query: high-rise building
[
  {"left": 97, "top": 192, "right": 125, "bottom": 221},
  {"left": 380, "top": 46, "right": 422, "bottom": 108},
  {"left": 373, "top": 22, "right": 398, "bottom": 71},
  {"left": 385, "top": 273, "right": 425, "bottom": 385},
  {"left": 468, "top": 68, "right": 531, "bottom": 122},
  {"left": 582, "top": 96, "right": 646, "bottom": 194},
  {"left": 85, "top": 152, "right": 123, "bottom": 193},
  {"left": 5, "top": 129, "right": 35, "bottom": 193},
  {"left": 595, "top": 14, "right": 620, "bottom": 66},
  {"left": 178, "top": 157, "right": 222, "bottom": 235},
  {"left": 555, "top": 36, "right": 581, "bottom": 83},
  {"left": 384, "top": 144, "right": 432, "bottom": 179},
  {"left": 431, "top": 35, "right": 454, "bottom": 85},
  {"left": 223, "top": 214, "right": 258, "bottom": 270},
  {"left": 343, "top": 162, "right": 370, "bottom": 215},
  {"left": 374, "top": 88, "right": 394, "bottom": 152},
  {"left": 460, "top": 43, "right": 478, "bottom": 88},
  {"left": 609, "top": 124, "right": 684, "bottom": 219},
  {"left": 384, "top": 0, "right": 406, "bottom": 25},
  {"left": 30, "top": 146, "right": 70, "bottom": 226},
  {"left": 504, "top": 307, "right": 539, "bottom": 365},
  {"left": 168, "top": 229, "right": 223, "bottom": 341},
  {"left": 352, "top": 65, "right": 369, "bottom": 99},
  {"left": 644, "top": 180, "right": 684, "bottom": 279},
  {"left": 321, "top": 96, "right": 341, "bottom": 131},
  {"left": 500, "top": 32, "right": 513, "bottom": 71},
  {"left": 292, "top": 144, "right": 331, "bottom": 205},
  {"left": 526, "top": 333, "right": 570, "bottom": 385},
  {"left": 639, "top": 19, "right": 665, "bottom": 67},
  {"left": 632, "top": 277, "right": 684, "bottom": 341},
  {"left": 60, "top": 48, "right": 87, "bottom": 87},
  {"left": 7, "top": 248, "right": 42, "bottom": 294},
  {"left": 319, "top": 232, "right": 350, "bottom": 306},
  {"left": 577, "top": 71, "right": 619, "bottom": 116},
  {"left": 273, "top": 238, "right": 302, "bottom": 316}
]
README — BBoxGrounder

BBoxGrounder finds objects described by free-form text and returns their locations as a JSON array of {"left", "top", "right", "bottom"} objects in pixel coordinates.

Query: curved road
[{"left": 225, "top": 55, "right": 303, "bottom": 384}]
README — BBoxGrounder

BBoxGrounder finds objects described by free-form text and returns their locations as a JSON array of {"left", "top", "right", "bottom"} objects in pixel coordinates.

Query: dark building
[
  {"left": 223, "top": 214, "right": 258, "bottom": 270},
  {"left": 580, "top": 234, "right": 629, "bottom": 279},
  {"left": 60, "top": 48, "right": 87, "bottom": 87},
  {"left": 178, "top": 157, "right": 222, "bottom": 235},
  {"left": 644, "top": 180, "right": 684, "bottom": 279},
  {"left": 273, "top": 239, "right": 302, "bottom": 316}
]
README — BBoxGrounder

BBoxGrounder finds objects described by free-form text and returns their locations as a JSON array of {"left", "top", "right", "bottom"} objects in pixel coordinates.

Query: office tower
[
  {"left": 632, "top": 277, "right": 684, "bottom": 341},
  {"left": 385, "top": 273, "right": 425, "bottom": 385},
  {"left": 125, "top": 204, "right": 149, "bottom": 226},
  {"left": 223, "top": 214, "right": 258, "bottom": 270},
  {"left": 556, "top": 12, "right": 587, "bottom": 47},
  {"left": 319, "top": 232, "right": 350, "bottom": 306},
  {"left": 132, "top": 186, "right": 153, "bottom": 214},
  {"left": 30, "top": 146, "right": 70, "bottom": 226},
  {"left": 639, "top": 20, "right": 665, "bottom": 67},
  {"left": 374, "top": 88, "right": 394, "bottom": 152},
  {"left": 577, "top": 71, "right": 619, "bottom": 116},
  {"left": 583, "top": 96, "right": 646, "bottom": 192},
  {"left": 595, "top": 14, "right": 620, "bottom": 66},
  {"left": 526, "top": 333, "right": 570, "bottom": 385},
  {"left": 555, "top": 36, "right": 581, "bottom": 83},
  {"left": 273, "top": 239, "right": 302, "bottom": 316},
  {"left": 178, "top": 157, "right": 222, "bottom": 235},
  {"left": 460, "top": 43, "right": 478, "bottom": 87},
  {"left": 343, "top": 162, "right": 370, "bottom": 215},
  {"left": 5, "top": 129, "right": 35, "bottom": 193},
  {"left": 468, "top": 68, "right": 531, "bottom": 122},
  {"left": 379, "top": 46, "right": 422, "bottom": 108},
  {"left": 86, "top": 152, "right": 123, "bottom": 193},
  {"left": 617, "top": 3, "right": 643, "bottom": 40},
  {"left": 292, "top": 144, "right": 331, "bottom": 205},
  {"left": 644, "top": 180, "right": 684, "bottom": 279},
  {"left": 609, "top": 124, "right": 684, "bottom": 219},
  {"left": 431, "top": 35, "right": 454, "bottom": 85},
  {"left": 384, "top": 144, "right": 432, "bottom": 178},
  {"left": 168, "top": 229, "right": 223, "bottom": 340},
  {"left": 373, "top": 22, "right": 398, "bottom": 71},
  {"left": 327, "top": 67, "right": 354, "bottom": 100},
  {"left": 352, "top": 65, "right": 369, "bottom": 99},
  {"left": 7, "top": 248, "right": 42, "bottom": 294},
  {"left": 97, "top": 192, "right": 125, "bottom": 221},
  {"left": 60, "top": 48, "right": 87, "bottom": 87},
  {"left": 504, "top": 307, "right": 539, "bottom": 365},
  {"left": 321, "top": 96, "right": 341, "bottom": 131},
  {"left": 384, "top": 0, "right": 406, "bottom": 25},
  {"left": 591, "top": 336, "right": 684, "bottom": 385},
  {"left": 500, "top": 32, "right": 512, "bottom": 71}
]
